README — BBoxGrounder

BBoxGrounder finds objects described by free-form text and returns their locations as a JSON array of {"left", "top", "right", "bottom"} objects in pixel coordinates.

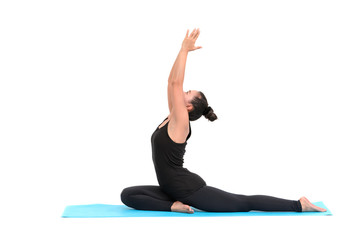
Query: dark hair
[{"left": 189, "top": 91, "right": 218, "bottom": 122}]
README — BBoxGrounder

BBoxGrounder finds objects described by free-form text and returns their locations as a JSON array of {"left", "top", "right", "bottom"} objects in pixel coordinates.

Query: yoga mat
[{"left": 62, "top": 202, "right": 332, "bottom": 218}]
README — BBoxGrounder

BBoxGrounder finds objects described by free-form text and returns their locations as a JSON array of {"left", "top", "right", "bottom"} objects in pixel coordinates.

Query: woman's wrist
[{"left": 180, "top": 47, "right": 189, "bottom": 53}]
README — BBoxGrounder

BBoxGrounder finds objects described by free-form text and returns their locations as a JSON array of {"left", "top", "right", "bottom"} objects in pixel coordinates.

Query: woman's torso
[{"left": 151, "top": 115, "right": 206, "bottom": 200}]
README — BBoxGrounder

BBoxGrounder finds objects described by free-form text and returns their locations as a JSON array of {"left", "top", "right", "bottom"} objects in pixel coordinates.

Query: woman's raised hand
[{"left": 181, "top": 28, "right": 202, "bottom": 52}]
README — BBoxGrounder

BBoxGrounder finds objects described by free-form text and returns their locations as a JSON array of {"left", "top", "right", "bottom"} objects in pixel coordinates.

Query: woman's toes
[{"left": 188, "top": 206, "right": 194, "bottom": 213}]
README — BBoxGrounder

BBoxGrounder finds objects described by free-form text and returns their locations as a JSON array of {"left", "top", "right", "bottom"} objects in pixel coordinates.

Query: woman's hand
[{"left": 181, "top": 28, "right": 202, "bottom": 52}]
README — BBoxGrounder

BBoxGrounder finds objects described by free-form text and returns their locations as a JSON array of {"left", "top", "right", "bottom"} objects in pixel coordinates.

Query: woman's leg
[
  {"left": 179, "top": 186, "right": 302, "bottom": 212},
  {"left": 121, "top": 185, "right": 175, "bottom": 211}
]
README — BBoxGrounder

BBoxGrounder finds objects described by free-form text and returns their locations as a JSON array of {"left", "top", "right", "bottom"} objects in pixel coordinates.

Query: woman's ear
[{"left": 186, "top": 104, "right": 193, "bottom": 112}]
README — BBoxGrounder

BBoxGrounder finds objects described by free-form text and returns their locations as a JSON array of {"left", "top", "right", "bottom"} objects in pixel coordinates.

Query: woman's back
[{"left": 151, "top": 116, "right": 206, "bottom": 199}]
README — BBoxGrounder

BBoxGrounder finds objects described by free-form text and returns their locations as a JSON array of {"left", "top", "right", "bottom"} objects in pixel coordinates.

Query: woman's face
[{"left": 183, "top": 90, "right": 200, "bottom": 111}]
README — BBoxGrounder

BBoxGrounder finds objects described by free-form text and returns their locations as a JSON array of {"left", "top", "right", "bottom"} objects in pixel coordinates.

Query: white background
[{"left": 1, "top": 0, "right": 359, "bottom": 239}]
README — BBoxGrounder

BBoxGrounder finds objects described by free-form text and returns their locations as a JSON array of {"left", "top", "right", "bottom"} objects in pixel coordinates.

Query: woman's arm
[
  {"left": 167, "top": 29, "right": 202, "bottom": 113},
  {"left": 167, "top": 48, "right": 189, "bottom": 86},
  {"left": 168, "top": 28, "right": 202, "bottom": 85},
  {"left": 167, "top": 48, "right": 188, "bottom": 112}
]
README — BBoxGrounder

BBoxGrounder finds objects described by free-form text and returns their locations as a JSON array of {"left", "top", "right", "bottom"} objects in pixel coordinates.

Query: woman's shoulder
[{"left": 167, "top": 114, "right": 190, "bottom": 144}]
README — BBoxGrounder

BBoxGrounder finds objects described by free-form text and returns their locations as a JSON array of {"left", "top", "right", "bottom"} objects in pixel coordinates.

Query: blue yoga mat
[{"left": 62, "top": 202, "right": 332, "bottom": 218}]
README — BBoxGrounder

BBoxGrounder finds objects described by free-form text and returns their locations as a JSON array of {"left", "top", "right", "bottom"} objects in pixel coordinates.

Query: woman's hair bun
[{"left": 203, "top": 106, "right": 218, "bottom": 122}]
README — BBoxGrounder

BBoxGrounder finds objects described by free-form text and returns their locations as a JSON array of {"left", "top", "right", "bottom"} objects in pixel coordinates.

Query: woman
[{"left": 121, "top": 28, "right": 327, "bottom": 213}]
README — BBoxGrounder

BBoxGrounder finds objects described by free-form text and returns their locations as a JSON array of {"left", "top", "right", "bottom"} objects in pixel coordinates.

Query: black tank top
[{"left": 151, "top": 117, "right": 206, "bottom": 199}]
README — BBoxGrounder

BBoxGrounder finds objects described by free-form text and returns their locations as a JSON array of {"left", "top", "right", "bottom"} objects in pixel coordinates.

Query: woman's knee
[{"left": 120, "top": 186, "right": 136, "bottom": 204}]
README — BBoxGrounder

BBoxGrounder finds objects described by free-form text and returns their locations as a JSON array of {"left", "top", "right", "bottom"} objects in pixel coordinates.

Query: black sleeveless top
[{"left": 151, "top": 117, "right": 206, "bottom": 199}]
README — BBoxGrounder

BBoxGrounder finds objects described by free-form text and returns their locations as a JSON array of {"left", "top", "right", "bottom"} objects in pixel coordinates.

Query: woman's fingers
[
  {"left": 194, "top": 29, "right": 200, "bottom": 40},
  {"left": 189, "top": 28, "right": 195, "bottom": 38},
  {"left": 190, "top": 28, "right": 197, "bottom": 38},
  {"left": 186, "top": 28, "right": 200, "bottom": 40},
  {"left": 192, "top": 29, "right": 200, "bottom": 40},
  {"left": 185, "top": 29, "right": 189, "bottom": 38}
]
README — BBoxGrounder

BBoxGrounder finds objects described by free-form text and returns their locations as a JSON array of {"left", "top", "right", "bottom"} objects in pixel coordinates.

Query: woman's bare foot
[
  {"left": 300, "top": 197, "right": 327, "bottom": 212},
  {"left": 171, "top": 201, "right": 194, "bottom": 214}
]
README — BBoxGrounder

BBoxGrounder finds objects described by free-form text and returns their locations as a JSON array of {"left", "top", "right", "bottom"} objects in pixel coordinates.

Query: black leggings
[{"left": 121, "top": 185, "right": 302, "bottom": 212}]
